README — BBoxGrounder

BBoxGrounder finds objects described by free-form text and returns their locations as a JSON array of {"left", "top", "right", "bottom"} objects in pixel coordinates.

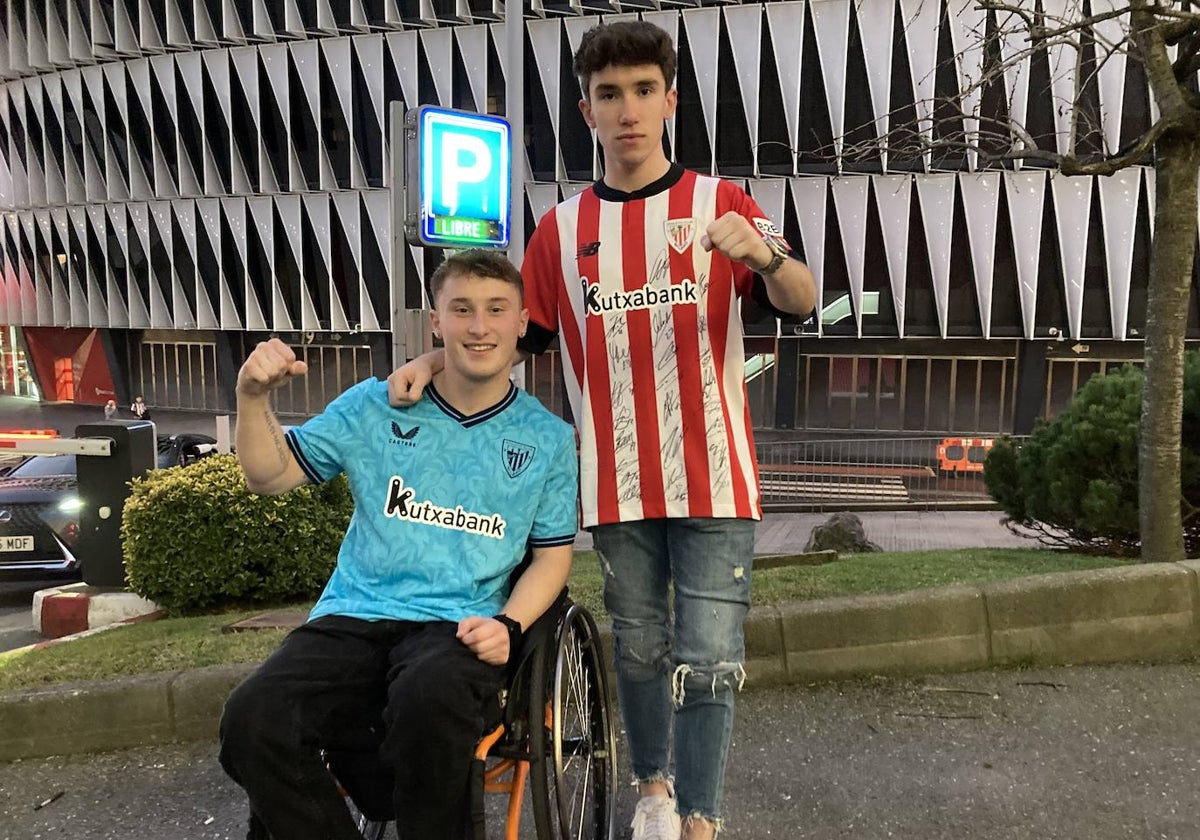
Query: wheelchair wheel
[{"left": 530, "top": 603, "right": 617, "bottom": 839}]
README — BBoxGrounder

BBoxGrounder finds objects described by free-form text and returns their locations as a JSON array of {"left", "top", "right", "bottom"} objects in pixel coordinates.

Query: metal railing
[{"left": 755, "top": 435, "right": 1018, "bottom": 512}]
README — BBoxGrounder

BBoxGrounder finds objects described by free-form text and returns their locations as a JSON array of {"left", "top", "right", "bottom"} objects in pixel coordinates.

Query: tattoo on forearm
[{"left": 265, "top": 409, "right": 287, "bottom": 466}]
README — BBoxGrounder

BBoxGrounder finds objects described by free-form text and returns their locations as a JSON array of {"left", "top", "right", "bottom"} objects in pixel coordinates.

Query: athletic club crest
[
  {"left": 502, "top": 439, "right": 536, "bottom": 478},
  {"left": 664, "top": 218, "right": 696, "bottom": 254}
]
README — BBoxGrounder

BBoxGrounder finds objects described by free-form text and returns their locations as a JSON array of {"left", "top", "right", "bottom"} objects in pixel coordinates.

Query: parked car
[{"left": 0, "top": 433, "right": 219, "bottom": 580}]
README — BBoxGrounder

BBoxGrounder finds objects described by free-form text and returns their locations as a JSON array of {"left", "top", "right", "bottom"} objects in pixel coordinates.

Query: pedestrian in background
[
  {"left": 130, "top": 395, "right": 148, "bottom": 421},
  {"left": 103, "top": 399, "right": 117, "bottom": 419}
]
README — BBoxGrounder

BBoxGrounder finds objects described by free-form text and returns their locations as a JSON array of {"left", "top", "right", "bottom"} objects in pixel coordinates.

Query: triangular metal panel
[
  {"left": 915, "top": 173, "right": 956, "bottom": 339},
  {"left": 223, "top": 0, "right": 248, "bottom": 42},
  {"left": 24, "top": 214, "right": 48, "bottom": 324},
  {"left": 49, "top": 209, "right": 76, "bottom": 325},
  {"left": 303, "top": 193, "right": 347, "bottom": 331},
  {"left": 899, "top": 0, "right": 939, "bottom": 169},
  {"left": 1097, "top": 168, "right": 1139, "bottom": 341},
  {"left": 66, "top": 207, "right": 93, "bottom": 326},
  {"left": 872, "top": 174, "right": 911, "bottom": 337},
  {"left": 1144, "top": 165, "right": 1156, "bottom": 238},
  {"left": 59, "top": 71, "right": 87, "bottom": 203},
  {"left": 420, "top": 28, "right": 454, "bottom": 107},
  {"left": 252, "top": 0, "right": 278, "bottom": 40},
  {"left": 139, "top": 0, "right": 165, "bottom": 51},
  {"left": 528, "top": 19, "right": 565, "bottom": 180},
  {"left": 127, "top": 204, "right": 157, "bottom": 328},
  {"left": 563, "top": 17, "right": 602, "bottom": 174},
  {"left": 40, "top": 78, "right": 67, "bottom": 205},
  {"left": 104, "top": 205, "right": 137, "bottom": 327},
  {"left": 165, "top": 0, "right": 191, "bottom": 47},
  {"left": 147, "top": 202, "right": 179, "bottom": 327},
  {"left": 958, "top": 172, "right": 1001, "bottom": 339},
  {"left": 830, "top": 177, "right": 869, "bottom": 337},
  {"left": 790, "top": 176, "right": 829, "bottom": 337},
  {"left": 1041, "top": 0, "right": 1084, "bottom": 157},
  {"left": 67, "top": 0, "right": 93, "bottom": 62},
  {"left": 193, "top": 0, "right": 220, "bottom": 44},
  {"left": 856, "top": 0, "right": 894, "bottom": 171},
  {"left": 150, "top": 54, "right": 188, "bottom": 196},
  {"left": 23, "top": 78, "right": 47, "bottom": 207},
  {"left": 527, "top": 183, "right": 559, "bottom": 227},
  {"left": 354, "top": 34, "right": 386, "bottom": 135},
  {"left": 724, "top": 6, "right": 762, "bottom": 175},
  {"left": 202, "top": 51, "right": 236, "bottom": 196},
  {"left": 682, "top": 8, "right": 720, "bottom": 175},
  {"left": 362, "top": 189, "right": 391, "bottom": 327},
  {"left": 748, "top": 179, "right": 786, "bottom": 239},
  {"left": 331, "top": 190, "right": 377, "bottom": 331},
  {"left": 33, "top": 212, "right": 56, "bottom": 324},
  {"left": 1050, "top": 173, "right": 1091, "bottom": 340},
  {"left": 275, "top": 194, "right": 316, "bottom": 330},
  {"left": 387, "top": 32, "right": 422, "bottom": 114},
  {"left": 290, "top": 42, "right": 339, "bottom": 190},
  {"left": 1090, "top": 0, "right": 1129, "bottom": 155},
  {"left": 763, "top": 2, "right": 801, "bottom": 174},
  {"left": 560, "top": 182, "right": 591, "bottom": 201},
  {"left": 455, "top": 26, "right": 489, "bottom": 117},
  {"left": 809, "top": 0, "right": 849, "bottom": 161},
  {"left": 175, "top": 200, "right": 218, "bottom": 329},
  {"left": 247, "top": 195, "right": 288, "bottom": 330},
  {"left": 215, "top": 198, "right": 251, "bottom": 330},
  {"left": 45, "top": 0, "right": 72, "bottom": 66},
  {"left": 948, "top": 0, "right": 987, "bottom": 171},
  {"left": 176, "top": 52, "right": 215, "bottom": 196},
  {"left": 113, "top": 0, "right": 140, "bottom": 53},
  {"left": 1003, "top": 170, "right": 1045, "bottom": 339},
  {"left": 26, "top": 1, "right": 49, "bottom": 70}
]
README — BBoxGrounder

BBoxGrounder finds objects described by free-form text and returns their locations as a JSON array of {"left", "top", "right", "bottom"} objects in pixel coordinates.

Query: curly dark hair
[{"left": 572, "top": 20, "right": 677, "bottom": 96}]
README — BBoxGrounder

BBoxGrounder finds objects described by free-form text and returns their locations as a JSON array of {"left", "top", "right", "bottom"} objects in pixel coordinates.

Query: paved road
[
  {"left": 3, "top": 661, "right": 1199, "bottom": 839},
  {"left": 0, "top": 580, "right": 54, "bottom": 653}
]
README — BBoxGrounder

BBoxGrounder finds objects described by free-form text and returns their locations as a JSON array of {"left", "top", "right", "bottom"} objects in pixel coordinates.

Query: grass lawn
[{"left": 0, "top": 548, "right": 1129, "bottom": 693}]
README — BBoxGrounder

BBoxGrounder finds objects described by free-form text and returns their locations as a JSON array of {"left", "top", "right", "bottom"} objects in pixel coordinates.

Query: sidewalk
[{"left": 0, "top": 395, "right": 231, "bottom": 439}]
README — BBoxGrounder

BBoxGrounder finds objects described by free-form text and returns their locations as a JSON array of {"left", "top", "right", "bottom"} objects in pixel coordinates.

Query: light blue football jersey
[{"left": 286, "top": 378, "right": 579, "bottom": 623}]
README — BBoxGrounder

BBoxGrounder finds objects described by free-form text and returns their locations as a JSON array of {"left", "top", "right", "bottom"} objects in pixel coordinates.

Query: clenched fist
[{"left": 237, "top": 339, "right": 309, "bottom": 398}]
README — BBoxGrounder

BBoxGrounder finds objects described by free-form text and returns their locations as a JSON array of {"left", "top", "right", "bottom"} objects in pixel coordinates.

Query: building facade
[{"left": 0, "top": 0, "right": 1196, "bottom": 431}]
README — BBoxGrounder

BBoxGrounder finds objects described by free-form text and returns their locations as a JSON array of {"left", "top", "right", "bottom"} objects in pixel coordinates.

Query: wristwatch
[
  {"left": 756, "top": 234, "right": 790, "bottom": 275},
  {"left": 493, "top": 613, "right": 523, "bottom": 656}
]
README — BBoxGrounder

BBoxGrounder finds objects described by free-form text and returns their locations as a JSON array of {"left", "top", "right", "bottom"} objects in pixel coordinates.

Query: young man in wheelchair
[{"left": 219, "top": 248, "right": 579, "bottom": 840}]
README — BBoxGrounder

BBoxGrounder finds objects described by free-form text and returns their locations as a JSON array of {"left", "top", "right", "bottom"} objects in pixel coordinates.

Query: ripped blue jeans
[{"left": 591, "top": 517, "right": 754, "bottom": 824}]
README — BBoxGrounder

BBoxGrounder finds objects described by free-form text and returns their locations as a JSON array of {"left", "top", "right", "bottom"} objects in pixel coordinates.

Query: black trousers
[{"left": 218, "top": 615, "right": 506, "bottom": 840}]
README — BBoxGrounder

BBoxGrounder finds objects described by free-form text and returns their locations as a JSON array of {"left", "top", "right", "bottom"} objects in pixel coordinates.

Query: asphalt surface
[{"left": 2, "top": 660, "right": 1199, "bottom": 839}]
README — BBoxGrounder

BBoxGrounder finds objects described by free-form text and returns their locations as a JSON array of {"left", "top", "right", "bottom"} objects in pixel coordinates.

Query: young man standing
[
  {"left": 390, "top": 20, "right": 816, "bottom": 840},
  {"left": 219, "top": 249, "right": 578, "bottom": 840}
]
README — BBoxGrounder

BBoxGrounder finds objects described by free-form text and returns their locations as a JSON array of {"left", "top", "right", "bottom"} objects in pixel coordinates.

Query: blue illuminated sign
[{"left": 405, "top": 106, "right": 511, "bottom": 249}]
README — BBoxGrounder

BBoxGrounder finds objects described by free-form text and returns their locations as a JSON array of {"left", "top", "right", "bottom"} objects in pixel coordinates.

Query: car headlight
[{"left": 57, "top": 496, "right": 84, "bottom": 513}]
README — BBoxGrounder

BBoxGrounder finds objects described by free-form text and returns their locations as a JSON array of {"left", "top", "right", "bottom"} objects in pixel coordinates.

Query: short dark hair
[
  {"left": 427, "top": 249, "right": 524, "bottom": 306},
  {"left": 573, "top": 21, "right": 677, "bottom": 96}
]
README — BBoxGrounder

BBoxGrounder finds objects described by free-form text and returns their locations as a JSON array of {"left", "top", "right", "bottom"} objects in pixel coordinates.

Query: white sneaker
[{"left": 630, "top": 791, "right": 682, "bottom": 840}]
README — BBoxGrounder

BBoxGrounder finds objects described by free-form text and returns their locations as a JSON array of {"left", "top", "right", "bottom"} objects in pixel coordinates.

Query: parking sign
[{"left": 405, "top": 106, "right": 511, "bottom": 249}]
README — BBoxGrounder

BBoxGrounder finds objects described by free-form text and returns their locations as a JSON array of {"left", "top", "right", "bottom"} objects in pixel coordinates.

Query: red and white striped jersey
[{"left": 522, "top": 165, "right": 785, "bottom": 528}]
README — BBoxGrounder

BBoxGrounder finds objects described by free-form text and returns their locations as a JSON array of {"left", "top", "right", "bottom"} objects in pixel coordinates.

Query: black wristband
[{"left": 493, "top": 613, "right": 523, "bottom": 655}]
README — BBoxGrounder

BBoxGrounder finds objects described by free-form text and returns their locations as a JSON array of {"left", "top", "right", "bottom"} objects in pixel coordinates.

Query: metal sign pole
[
  {"left": 507, "top": 0, "right": 526, "bottom": 388},
  {"left": 389, "top": 99, "right": 409, "bottom": 370}
]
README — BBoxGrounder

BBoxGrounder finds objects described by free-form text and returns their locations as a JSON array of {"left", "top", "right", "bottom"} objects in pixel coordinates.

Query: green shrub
[
  {"left": 122, "top": 454, "right": 352, "bottom": 614},
  {"left": 984, "top": 351, "right": 1200, "bottom": 556}
]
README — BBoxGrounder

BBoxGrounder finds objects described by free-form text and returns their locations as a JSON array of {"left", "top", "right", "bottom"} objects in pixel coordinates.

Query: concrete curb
[{"left": 4, "top": 562, "right": 1200, "bottom": 762}]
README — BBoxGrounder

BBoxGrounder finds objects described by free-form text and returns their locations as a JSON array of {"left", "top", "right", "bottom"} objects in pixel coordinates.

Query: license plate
[{"left": 0, "top": 535, "right": 33, "bottom": 551}]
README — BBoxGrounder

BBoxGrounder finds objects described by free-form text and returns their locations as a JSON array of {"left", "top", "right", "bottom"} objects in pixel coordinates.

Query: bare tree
[{"left": 837, "top": 0, "right": 1197, "bottom": 563}]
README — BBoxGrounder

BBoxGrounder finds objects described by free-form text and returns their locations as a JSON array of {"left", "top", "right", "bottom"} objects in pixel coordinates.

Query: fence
[{"left": 755, "top": 435, "right": 1016, "bottom": 512}]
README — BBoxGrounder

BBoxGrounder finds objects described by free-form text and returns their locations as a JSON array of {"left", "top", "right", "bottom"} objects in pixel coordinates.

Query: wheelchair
[{"left": 324, "top": 588, "right": 617, "bottom": 840}]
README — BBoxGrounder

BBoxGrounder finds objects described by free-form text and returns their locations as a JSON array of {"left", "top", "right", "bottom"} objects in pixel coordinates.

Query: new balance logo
[
  {"left": 577, "top": 241, "right": 601, "bottom": 258},
  {"left": 390, "top": 421, "right": 420, "bottom": 447},
  {"left": 582, "top": 278, "right": 699, "bottom": 316}
]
